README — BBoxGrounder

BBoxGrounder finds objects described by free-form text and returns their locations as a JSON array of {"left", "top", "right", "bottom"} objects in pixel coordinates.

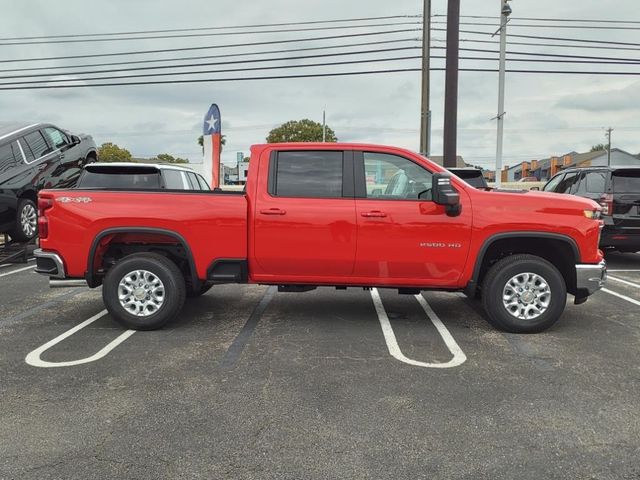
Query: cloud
[{"left": 556, "top": 81, "right": 640, "bottom": 112}]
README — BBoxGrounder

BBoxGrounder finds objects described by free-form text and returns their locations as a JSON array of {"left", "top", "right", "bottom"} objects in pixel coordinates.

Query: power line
[
  {"left": 437, "top": 37, "right": 640, "bottom": 53},
  {"left": 0, "top": 38, "right": 419, "bottom": 74},
  {"left": 4, "top": 67, "right": 640, "bottom": 91},
  {"left": 0, "top": 21, "right": 422, "bottom": 47},
  {"left": 0, "top": 15, "right": 419, "bottom": 41},
  {"left": 0, "top": 28, "right": 419, "bottom": 63},
  {"left": 432, "top": 20, "right": 640, "bottom": 30},
  {"left": 443, "top": 15, "right": 640, "bottom": 24}
]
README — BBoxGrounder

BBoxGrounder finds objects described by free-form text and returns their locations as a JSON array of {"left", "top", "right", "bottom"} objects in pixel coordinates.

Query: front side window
[
  {"left": 364, "top": 152, "right": 433, "bottom": 200},
  {"left": 543, "top": 173, "right": 564, "bottom": 192},
  {"left": 196, "top": 174, "right": 210, "bottom": 190},
  {"left": 43, "top": 127, "right": 70, "bottom": 150},
  {"left": 22, "top": 131, "right": 50, "bottom": 160},
  {"left": 273, "top": 151, "right": 343, "bottom": 198},
  {"left": 556, "top": 172, "right": 579, "bottom": 194}
]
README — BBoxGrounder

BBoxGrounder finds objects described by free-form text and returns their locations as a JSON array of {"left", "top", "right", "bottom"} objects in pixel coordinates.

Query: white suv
[{"left": 76, "top": 163, "right": 210, "bottom": 191}]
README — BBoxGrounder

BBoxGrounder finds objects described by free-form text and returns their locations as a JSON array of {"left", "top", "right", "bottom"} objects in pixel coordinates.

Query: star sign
[{"left": 205, "top": 114, "right": 218, "bottom": 132}]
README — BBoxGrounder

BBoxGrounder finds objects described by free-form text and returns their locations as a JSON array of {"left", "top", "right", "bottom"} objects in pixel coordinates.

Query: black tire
[
  {"left": 10, "top": 199, "right": 38, "bottom": 242},
  {"left": 481, "top": 254, "right": 566, "bottom": 333},
  {"left": 102, "top": 252, "right": 186, "bottom": 330}
]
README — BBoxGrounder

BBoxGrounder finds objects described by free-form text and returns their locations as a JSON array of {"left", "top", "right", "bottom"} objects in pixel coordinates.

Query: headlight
[{"left": 584, "top": 209, "right": 602, "bottom": 220}]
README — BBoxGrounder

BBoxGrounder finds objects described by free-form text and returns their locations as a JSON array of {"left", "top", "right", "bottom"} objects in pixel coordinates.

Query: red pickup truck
[{"left": 34, "top": 143, "right": 606, "bottom": 333}]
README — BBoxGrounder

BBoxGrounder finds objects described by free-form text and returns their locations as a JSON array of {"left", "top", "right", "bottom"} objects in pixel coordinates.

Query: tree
[
  {"left": 197, "top": 134, "right": 226, "bottom": 154},
  {"left": 266, "top": 119, "right": 337, "bottom": 143},
  {"left": 98, "top": 142, "right": 132, "bottom": 162},
  {"left": 152, "top": 153, "right": 188, "bottom": 164},
  {"left": 591, "top": 144, "right": 606, "bottom": 152}
]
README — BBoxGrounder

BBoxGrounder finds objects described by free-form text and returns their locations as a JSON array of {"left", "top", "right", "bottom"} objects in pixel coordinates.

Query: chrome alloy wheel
[
  {"left": 20, "top": 203, "right": 37, "bottom": 237},
  {"left": 117, "top": 270, "right": 165, "bottom": 317},
  {"left": 502, "top": 272, "right": 551, "bottom": 320}
]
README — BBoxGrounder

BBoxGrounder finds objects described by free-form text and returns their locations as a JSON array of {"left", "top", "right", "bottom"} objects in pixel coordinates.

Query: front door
[
  {"left": 353, "top": 151, "right": 472, "bottom": 287},
  {"left": 252, "top": 149, "right": 357, "bottom": 281}
]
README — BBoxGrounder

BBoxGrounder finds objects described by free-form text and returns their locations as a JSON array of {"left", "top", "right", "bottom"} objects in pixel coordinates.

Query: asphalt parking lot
[{"left": 1, "top": 252, "right": 639, "bottom": 479}]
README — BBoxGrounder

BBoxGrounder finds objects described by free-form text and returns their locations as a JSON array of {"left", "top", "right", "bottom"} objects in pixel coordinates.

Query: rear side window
[
  {"left": 22, "top": 131, "right": 51, "bottom": 160},
  {"left": 0, "top": 142, "right": 18, "bottom": 173},
  {"left": 162, "top": 169, "right": 185, "bottom": 189},
  {"left": 612, "top": 171, "right": 640, "bottom": 193},
  {"left": 78, "top": 170, "right": 161, "bottom": 189},
  {"left": 272, "top": 151, "right": 343, "bottom": 198},
  {"left": 576, "top": 171, "right": 607, "bottom": 194}
]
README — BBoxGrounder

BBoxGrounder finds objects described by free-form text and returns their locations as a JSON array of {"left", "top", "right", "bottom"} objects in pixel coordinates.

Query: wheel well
[
  {"left": 475, "top": 237, "right": 578, "bottom": 295},
  {"left": 88, "top": 231, "right": 199, "bottom": 291},
  {"left": 87, "top": 151, "right": 97, "bottom": 161},
  {"left": 20, "top": 190, "right": 37, "bottom": 204}
]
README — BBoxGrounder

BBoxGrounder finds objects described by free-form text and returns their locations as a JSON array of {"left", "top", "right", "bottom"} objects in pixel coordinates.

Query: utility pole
[
  {"left": 322, "top": 109, "right": 326, "bottom": 142},
  {"left": 442, "top": 0, "right": 460, "bottom": 168},
  {"left": 605, "top": 127, "right": 613, "bottom": 166},
  {"left": 419, "top": 0, "right": 431, "bottom": 156},
  {"left": 494, "top": 0, "right": 511, "bottom": 188}
]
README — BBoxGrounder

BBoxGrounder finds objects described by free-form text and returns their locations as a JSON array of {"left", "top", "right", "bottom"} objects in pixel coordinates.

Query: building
[{"left": 502, "top": 148, "right": 640, "bottom": 182}]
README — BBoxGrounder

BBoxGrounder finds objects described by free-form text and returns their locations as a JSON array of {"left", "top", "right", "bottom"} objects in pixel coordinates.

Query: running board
[{"left": 50, "top": 279, "right": 88, "bottom": 288}]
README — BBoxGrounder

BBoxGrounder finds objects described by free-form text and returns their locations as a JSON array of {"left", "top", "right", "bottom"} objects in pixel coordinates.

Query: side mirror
[
  {"left": 432, "top": 172, "right": 462, "bottom": 217},
  {"left": 371, "top": 188, "right": 382, "bottom": 196},
  {"left": 70, "top": 135, "right": 81, "bottom": 145},
  {"left": 529, "top": 186, "right": 540, "bottom": 191}
]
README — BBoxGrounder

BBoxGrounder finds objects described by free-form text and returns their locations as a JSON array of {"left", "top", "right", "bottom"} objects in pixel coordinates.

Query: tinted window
[
  {"left": 43, "top": 127, "right": 70, "bottom": 149},
  {"left": 162, "top": 169, "right": 185, "bottom": 189},
  {"left": 274, "top": 151, "right": 343, "bottom": 198},
  {"left": 450, "top": 170, "right": 487, "bottom": 188},
  {"left": 78, "top": 171, "right": 161, "bottom": 189},
  {"left": 555, "top": 172, "right": 578, "bottom": 194},
  {"left": 576, "top": 171, "right": 607, "bottom": 194},
  {"left": 543, "top": 173, "right": 564, "bottom": 192},
  {"left": 0, "top": 143, "right": 18, "bottom": 173},
  {"left": 364, "top": 152, "right": 432, "bottom": 200},
  {"left": 612, "top": 171, "right": 640, "bottom": 193},
  {"left": 23, "top": 131, "right": 51, "bottom": 160},
  {"left": 186, "top": 172, "right": 200, "bottom": 190}
]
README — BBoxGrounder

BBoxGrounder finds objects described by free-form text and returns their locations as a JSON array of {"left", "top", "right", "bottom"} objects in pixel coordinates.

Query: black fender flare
[
  {"left": 85, "top": 227, "right": 200, "bottom": 290},
  {"left": 465, "top": 231, "right": 580, "bottom": 296}
]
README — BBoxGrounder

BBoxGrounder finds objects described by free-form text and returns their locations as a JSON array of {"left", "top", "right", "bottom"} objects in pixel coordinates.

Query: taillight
[
  {"left": 599, "top": 193, "right": 613, "bottom": 216},
  {"left": 37, "top": 196, "right": 53, "bottom": 239}
]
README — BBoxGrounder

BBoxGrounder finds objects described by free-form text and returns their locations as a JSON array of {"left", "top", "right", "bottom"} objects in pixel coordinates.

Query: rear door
[
  {"left": 20, "top": 130, "right": 61, "bottom": 190},
  {"left": 353, "top": 151, "right": 472, "bottom": 286},
  {"left": 611, "top": 169, "right": 640, "bottom": 230},
  {"left": 252, "top": 149, "right": 357, "bottom": 279}
]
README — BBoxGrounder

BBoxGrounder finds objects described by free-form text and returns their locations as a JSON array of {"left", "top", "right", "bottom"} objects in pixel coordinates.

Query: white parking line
[
  {"left": 602, "top": 288, "right": 640, "bottom": 307},
  {"left": 608, "top": 269, "right": 640, "bottom": 272},
  {"left": 25, "top": 310, "right": 136, "bottom": 368},
  {"left": 0, "top": 265, "right": 36, "bottom": 277},
  {"left": 0, "top": 258, "right": 35, "bottom": 269},
  {"left": 608, "top": 276, "right": 640, "bottom": 289},
  {"left": 370, "top": 289, "right": 467, "bottom": 369}
]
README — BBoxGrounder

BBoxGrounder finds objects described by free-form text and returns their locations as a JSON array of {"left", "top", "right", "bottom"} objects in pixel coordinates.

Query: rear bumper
[
  {"left": 575, "top": 260, "right": 607, "bottom": 297},
  {"left": 33, "top": 248, "right": 66, "bottom": 279},
  {"left": 600, "top": 228, "right": 640, "bottom": 251}
]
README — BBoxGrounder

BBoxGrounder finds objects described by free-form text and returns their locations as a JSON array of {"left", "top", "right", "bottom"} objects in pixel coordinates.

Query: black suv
[
  {"left": 0, "top": 122, "right": 97, "bottom": 241},
  {"left": 448, "top": 168, "right": 489, "bottom": 189},
  {"left": 543, "top": 166, "right": 640, "bottom": 252}
]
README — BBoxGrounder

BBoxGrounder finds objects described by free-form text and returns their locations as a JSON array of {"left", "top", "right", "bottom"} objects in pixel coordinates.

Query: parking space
[{"left": 1, "top": 255, "right": 639, "bottom": 479}]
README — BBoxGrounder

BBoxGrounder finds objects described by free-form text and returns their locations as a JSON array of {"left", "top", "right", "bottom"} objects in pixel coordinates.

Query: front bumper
[{"left": 575, "top": 260, "right": 607, "bottom": 296}]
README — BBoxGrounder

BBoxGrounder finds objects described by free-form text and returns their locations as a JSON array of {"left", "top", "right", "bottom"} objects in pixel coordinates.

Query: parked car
[
  {"left": 77, "top": 163, "right": 210, "bottom": 191},
  {"left": 35, "top": 143, "right": 605, "bottom": 334},
  {"left": 0, "top": 122, "right": 97, "bottom": 241},
  {"left": 448, "top": 168, "right": 489, "bottom": 189},
  {"left": 518, "top": 176, "right": 539, "bottom": 183},
  {"left": 543, "top": 166, "right": 640, "bottom": 252}
]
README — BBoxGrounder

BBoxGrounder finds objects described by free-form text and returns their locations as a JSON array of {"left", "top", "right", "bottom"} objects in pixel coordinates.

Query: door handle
[
  {"left": 361, "top": 210, "right": 387, "bottom": 218},
  {"left": 260, "top": 208, "right": 287, "bottom": 215}
]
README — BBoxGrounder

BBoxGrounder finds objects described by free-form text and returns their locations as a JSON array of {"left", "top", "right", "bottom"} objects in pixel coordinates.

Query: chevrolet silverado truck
[{"left": 33, "top": 143, "right": 606, "bottom": 333}]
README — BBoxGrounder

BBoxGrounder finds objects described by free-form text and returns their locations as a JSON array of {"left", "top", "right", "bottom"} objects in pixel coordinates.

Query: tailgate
[{"left": 612, "top": 170, "right": 640, "bottom": 229}]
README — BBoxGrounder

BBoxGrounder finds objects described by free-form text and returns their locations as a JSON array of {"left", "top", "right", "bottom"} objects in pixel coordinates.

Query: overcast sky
[{"left": 2, "top": 0, "right": 640, "bottom": 169}]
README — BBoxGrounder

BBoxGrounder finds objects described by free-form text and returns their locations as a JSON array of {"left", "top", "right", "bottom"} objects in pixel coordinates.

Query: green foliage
[
  {"left": 591, "top": 144, "right": 607, "bottom": 152},
  {"left": 266, "top": 119, "right": 337, "bottom": 143},
  {"left": 97, "top": 142, "right": 132, "bottom": 162},
  {"left": 152, "top": 153, "right": 188, "bottom": 164},
  {"left": 198, "top": 134, "right": 226, "bottom": 154}
]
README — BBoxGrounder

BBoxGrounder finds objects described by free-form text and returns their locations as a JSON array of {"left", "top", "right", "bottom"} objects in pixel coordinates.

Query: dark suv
[
  {"left": 543, "top": 166, "right": 640, "bottom": 252},
  {"left": 0, "top": 122, "right": 97, "bottom": 241}
]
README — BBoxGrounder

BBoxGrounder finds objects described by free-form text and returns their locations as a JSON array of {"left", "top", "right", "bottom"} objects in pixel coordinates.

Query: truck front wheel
[
  {"left": 481, "top": 254, "right": 567, "bottom": 333},
  {"left": 102, "top": 253, "right": 186, "bottom": 330}
]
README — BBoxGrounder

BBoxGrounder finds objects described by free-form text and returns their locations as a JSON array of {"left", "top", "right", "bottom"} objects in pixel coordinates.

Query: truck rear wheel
[
  {"left": 102, "top": 253, "right": 186, "bottom": 330},
  {"left": 481, "top": 254, "right": 566, "bottom": 333}
]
